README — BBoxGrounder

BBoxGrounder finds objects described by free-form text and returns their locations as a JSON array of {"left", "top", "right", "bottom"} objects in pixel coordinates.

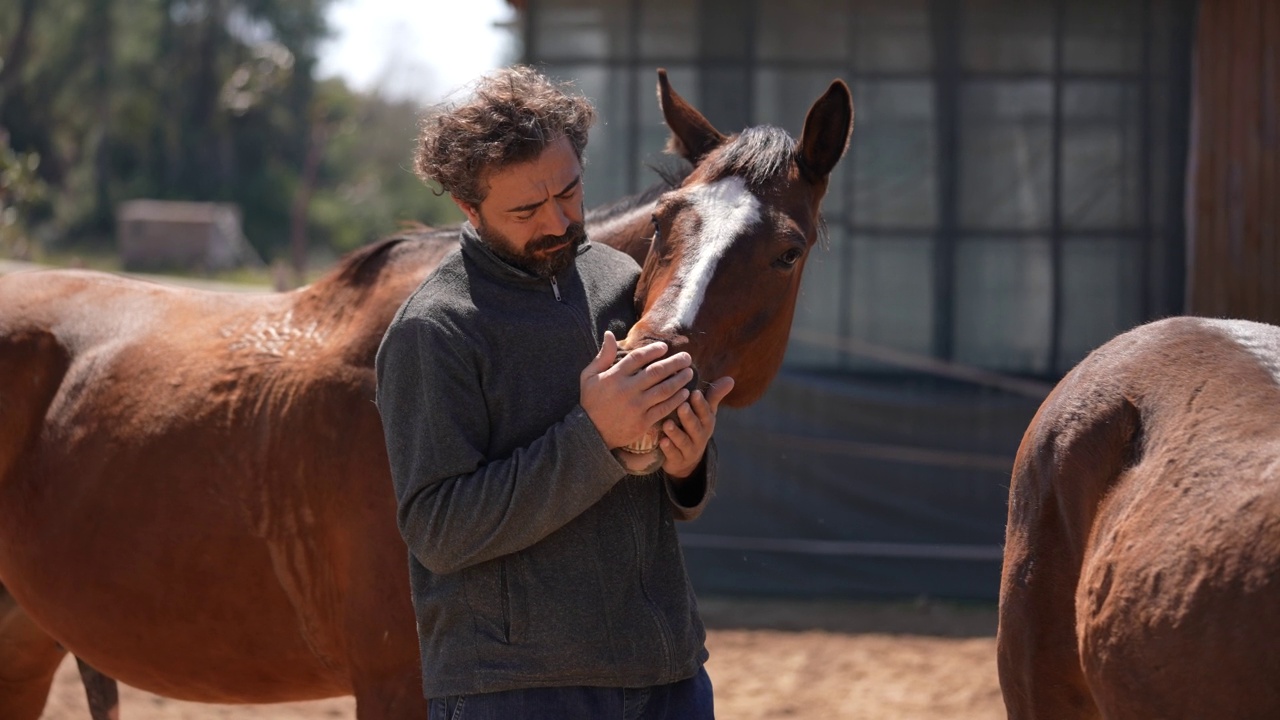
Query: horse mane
[
  {"left": 703, "top": 126, "right": 796, "bottom": 190},
  {"left": 323, "top": 223, "right": 462, "bottom": 289},
  {"left": 584, "top": 161, "right": 691, "bottom": 225}
]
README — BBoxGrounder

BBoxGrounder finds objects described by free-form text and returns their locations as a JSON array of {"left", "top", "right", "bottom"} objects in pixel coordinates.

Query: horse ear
[
  {"left": 795, "top": 79, "right": 854, "bottom": 184},
  {"left": 657, "top": 68, "right": 727, "bottom": 164}
]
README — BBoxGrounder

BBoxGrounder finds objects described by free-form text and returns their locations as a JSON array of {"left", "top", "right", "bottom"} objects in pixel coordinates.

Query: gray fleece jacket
[{"left": 374, "top": 223, "right": 716, "bottom": 699}]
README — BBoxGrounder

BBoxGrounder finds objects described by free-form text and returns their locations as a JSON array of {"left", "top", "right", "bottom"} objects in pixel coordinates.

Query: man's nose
[{"left": 539, "top": 200, "right": 571, "bottom": 237}]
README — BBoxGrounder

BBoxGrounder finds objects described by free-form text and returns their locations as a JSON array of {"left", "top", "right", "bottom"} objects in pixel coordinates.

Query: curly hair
[{"left": 414, "top": 66, "right": 597, "bottom": 208}]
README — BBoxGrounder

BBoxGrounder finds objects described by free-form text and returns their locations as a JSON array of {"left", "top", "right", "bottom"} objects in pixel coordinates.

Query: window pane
[
  {"left": 1061, "top": 82, "right": 1143, "bottom": 229},
  {"left": 850, "top": 0, "right": 933, "bottom": 73},
  {"left": 532, "top": 0, "right": 629, "bottom": 61},
  {"left": 961, "top": 0, "right": 1054, "bottom": 74},
  {"left": 849, "top": 234, "right": 935, "bottom": 357},
  {"left": 757, "top": 0, "right": 849, "bottom": 62},
  {"left": 959, "top": 81, "right": 1053, "bottom": 230},
  {"left": 1057, "top": 237, "right": 1143, "bottom": 371},
  {"left": 638, "top": 0, "right": 697, "bottom": 60},
  {"left": 785, "top": 227, "right": 848, "bottom": 369},
  {"left": 543, "top": 65, "right": 631, "bottom": 207},
  {"left": 953, "top": 236, "right": 1052, "bottom": 373},
  {"left": 700, "top": 0, "right": 752, "bottom": 60},
  {"left": 851, "top": 80, "right": 936, "bottom": 228},
  {"left": 1064, "top": 0, "right": 1144, "bottom": 74}
]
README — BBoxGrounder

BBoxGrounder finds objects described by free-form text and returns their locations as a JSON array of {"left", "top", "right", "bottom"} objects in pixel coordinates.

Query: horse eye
[{"left": 778, "top": 248, "right": 803, "bottom": 267}]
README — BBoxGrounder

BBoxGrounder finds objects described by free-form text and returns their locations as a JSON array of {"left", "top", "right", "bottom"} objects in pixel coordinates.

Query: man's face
[{"left": 455, "top": 135, "right": 587, "bottom": 278}]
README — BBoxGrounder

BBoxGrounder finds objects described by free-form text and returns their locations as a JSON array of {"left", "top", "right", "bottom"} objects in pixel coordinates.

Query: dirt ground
[{"left": 39, "top": 597, "right": 1003, "bottom": 720}]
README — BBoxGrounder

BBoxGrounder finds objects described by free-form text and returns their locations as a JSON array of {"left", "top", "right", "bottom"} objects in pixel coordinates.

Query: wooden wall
[{"left": 1186, "top": 0, "right": 1280, "bottom": 324}]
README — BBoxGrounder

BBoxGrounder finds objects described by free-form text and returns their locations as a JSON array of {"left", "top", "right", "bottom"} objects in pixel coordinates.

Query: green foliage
[
  {"left": 0, "top": 133, "right": 50, "bottom": 258},
  {"left": 0, "top": 0, "right": 459, "bottom": 268},
  {"left": 308, "top": 78, "right": 463, "bottom": 254}
]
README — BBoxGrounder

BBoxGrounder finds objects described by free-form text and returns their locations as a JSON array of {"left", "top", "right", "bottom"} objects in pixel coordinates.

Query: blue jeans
[{"left": 428, "top": 666, "right": 714, "bottom": 720}]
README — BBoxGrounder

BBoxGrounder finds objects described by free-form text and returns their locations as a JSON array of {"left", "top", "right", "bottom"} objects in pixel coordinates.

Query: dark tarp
[{"left": 680, "top": 369, "right": 1044, "bottom": 601}]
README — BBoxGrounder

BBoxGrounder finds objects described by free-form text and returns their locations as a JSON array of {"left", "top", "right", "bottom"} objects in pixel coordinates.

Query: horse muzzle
[{"left": 610, "top": 347, "right": 700, "bottom": 476}]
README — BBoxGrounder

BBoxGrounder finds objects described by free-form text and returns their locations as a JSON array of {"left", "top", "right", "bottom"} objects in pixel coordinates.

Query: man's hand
[
  {"left": 659, "top": 376, "right": 734, "bottom": 479},
  {"left": 580, "top": 331, "right": 694, "bottom": 450}
]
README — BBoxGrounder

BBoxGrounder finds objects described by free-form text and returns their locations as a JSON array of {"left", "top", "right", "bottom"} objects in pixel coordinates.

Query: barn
[{"left": 502, "top": 0, "right": 1278, "bottom": 600}]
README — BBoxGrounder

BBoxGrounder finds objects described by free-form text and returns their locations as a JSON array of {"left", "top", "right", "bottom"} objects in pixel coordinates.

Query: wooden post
[{"left": 1186, "top": 0, "right": 1280, "bottom": 323}]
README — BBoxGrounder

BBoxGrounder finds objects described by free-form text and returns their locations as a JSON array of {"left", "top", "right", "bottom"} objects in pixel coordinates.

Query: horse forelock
[{"left": 702, "top": 126, "right": 796, "bottom": 190}]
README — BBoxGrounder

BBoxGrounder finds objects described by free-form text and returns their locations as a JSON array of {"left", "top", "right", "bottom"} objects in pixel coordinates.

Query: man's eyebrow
[
  {"left": 555, "top": 176, "right": 581, "bottom": 197},
  {"left": 503, "top": 175, "right": 581, "bottom": 214}
]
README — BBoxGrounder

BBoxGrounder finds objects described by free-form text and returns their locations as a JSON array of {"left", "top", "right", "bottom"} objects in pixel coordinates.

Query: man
[{"left": 375, "top": 65, "right": 731, "bottom": 720}]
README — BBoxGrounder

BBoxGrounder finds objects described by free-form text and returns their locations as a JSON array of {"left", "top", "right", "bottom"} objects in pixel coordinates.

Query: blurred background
[{"left": 2, "top": 0, "right": 1275, "bottom": 604}]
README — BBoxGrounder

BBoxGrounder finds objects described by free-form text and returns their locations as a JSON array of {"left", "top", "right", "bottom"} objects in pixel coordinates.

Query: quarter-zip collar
[{"left": 458, "top": 221, "right": 591, "bottom": 294}]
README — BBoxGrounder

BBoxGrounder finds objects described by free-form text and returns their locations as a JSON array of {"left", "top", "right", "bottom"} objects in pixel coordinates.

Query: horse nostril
[
  {"left": 611, "top": 344, "right": 699, "bottom": 394},
  {"left": 685, "top": 365, "right": 700, "bottom": 394}
]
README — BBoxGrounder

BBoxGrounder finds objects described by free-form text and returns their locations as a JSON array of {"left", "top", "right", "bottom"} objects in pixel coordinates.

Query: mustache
[{"left": 526, "top": 222, "right": 586, "bottom": 253}]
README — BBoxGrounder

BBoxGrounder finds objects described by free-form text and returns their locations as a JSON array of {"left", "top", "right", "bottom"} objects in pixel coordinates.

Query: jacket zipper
[{"left": 551, "top": 277, "right": 599, "bottom": 352}]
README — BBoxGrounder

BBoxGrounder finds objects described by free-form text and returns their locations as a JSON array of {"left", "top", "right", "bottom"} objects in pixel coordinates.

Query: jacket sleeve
[
  {"left": 375, "top": 316, "right": 626, "bottom": 575},
  {"left": 661, "top": 437, "right": 717, "bottom": 521}
]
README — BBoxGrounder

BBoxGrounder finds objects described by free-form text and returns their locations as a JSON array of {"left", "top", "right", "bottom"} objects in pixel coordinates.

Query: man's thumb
[{"left": 586, "top": 330, "right": 617, "bottom": 374}]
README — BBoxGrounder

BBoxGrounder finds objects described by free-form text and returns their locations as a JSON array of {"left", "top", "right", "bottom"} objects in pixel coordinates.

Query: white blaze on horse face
[{"left": 667, "top": 176, "right": 762, "bottom": 330}]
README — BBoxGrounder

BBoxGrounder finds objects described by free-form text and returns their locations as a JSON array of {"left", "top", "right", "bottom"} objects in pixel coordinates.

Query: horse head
[{"left": 613, "top": 69, "right": 853, "bottom": 474}]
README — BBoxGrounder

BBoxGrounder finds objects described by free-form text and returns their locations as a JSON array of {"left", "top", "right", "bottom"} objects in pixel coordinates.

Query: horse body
[
  {"left": 0, "top": 238, "right": 454, "bottom": 709},
  {"left": 0, "top": 72, "right": 852, "bottom": 718},
  {"left": 998, "top": 316, "right": 1280, "bottom": 719}
]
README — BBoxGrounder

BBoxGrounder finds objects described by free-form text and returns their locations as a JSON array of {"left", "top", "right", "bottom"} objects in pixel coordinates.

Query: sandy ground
[{"left": 39, "top": 598, "right": 1003, "bottom": 720}]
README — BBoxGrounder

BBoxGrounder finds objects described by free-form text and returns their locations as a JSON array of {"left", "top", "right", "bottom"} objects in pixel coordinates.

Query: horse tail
[
  {"left": 75, "top": 656, "right": 121, "bottom": 720},
  {"left": 0, "top": 272, "right": 72, "bottom": 484}
]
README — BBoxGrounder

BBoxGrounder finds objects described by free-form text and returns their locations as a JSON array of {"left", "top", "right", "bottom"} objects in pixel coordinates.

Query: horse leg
[
  {"left": 996, "top": 383, "right": 1139, "bottom": 720},
  {"left": 0, "top": 584, "right": 67, "bottom": 720},
  {"left": 351, "top": 667, "right": 426, "bottom": 720},
  {"left": 341, "top": 574, "right": 427, "bottom": 720},
  {"left": 75, "top": 657, "right": 120, "bottom": 720}
]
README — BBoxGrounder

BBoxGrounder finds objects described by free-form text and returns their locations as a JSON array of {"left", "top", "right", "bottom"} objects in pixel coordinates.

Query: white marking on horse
[
  {"left": 225, "top": 309, "right": 327, "bottom": 359},
  {"left": 1217, "top": 319, "right": 1280, "bottom": 386},
  {"left": 667, "top": 176, "right": 762, "bottom": 329}
]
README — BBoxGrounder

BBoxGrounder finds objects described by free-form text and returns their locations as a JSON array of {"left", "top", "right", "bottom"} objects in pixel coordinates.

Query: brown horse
[
  {"left": 0, "top": 70, "right": 851, "bottom": 718},
  {"left": 997, "top": 316, "right": 1280, "bottom": 719}
]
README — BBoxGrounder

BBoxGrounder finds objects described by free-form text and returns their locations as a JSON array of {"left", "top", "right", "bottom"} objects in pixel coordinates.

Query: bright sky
[{"left": 316, "top": 0, "right": 516, "bottom": 106}]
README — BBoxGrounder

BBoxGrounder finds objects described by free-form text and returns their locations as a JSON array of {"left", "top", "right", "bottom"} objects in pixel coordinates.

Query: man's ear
[{"left": 453, "top": 197, "right": 482, "bottom": 228}]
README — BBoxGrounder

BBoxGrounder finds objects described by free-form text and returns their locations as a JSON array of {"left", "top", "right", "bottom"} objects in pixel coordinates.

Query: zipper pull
[{"left": 550, "top": 277, "right": 562, "bottom": 302}]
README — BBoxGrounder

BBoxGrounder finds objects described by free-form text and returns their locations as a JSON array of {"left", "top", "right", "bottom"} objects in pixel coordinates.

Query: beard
[{"left": 476, "top": 220, "right": 588, "bottom": 279}]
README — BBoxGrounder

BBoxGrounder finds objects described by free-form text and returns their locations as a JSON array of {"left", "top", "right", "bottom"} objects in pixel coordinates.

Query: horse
[
  {"left": 997, "top": 316, "right": 1280, "bottom": 719},
  {"left": 0, "top": 69, "right": 852, "bottom": 719}
]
